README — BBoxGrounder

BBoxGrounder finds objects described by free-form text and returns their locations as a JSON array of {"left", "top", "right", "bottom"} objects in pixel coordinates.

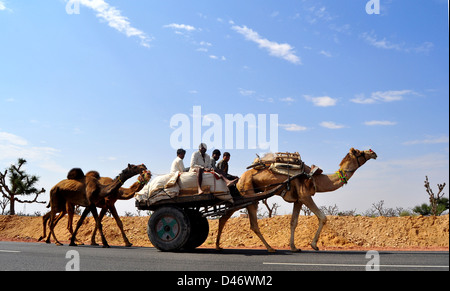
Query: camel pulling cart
[{"left": 135, "top": 152, "right": 312, "bottom": 252}]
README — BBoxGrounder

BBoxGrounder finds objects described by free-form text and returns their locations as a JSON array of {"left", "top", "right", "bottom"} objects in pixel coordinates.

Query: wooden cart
[{"left": 136, "top": 179, "right": 293, "bottom": 252}]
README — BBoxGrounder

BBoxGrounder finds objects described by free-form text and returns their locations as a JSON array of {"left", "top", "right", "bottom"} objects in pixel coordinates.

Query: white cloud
[
  {"left": 361, "top": 31, "right": 433, "bottom": 54},
  {"left": 403, "top": 135, "right": 449, "bottom": 146},
  {"left": 304, "top": 95, "right": 337, "bottom": 107},
  {"left": 0, "top": 132, "right": 28, "bottom": 146},
  {"left": 351, "top": 90, "right": 414, "bottom": 104},
  {"left": 231, "top": 25, "right": 301, "bottom": 65},
  {"left": 280, "top": 97, "right": 295, "bottom": 103},
  {"left": 0, "top": 1, "right": 6, "bottom": 11},
  {"left": 320, "top": 121, "right": 345, "bottom": 129},
  {"left": 239, "top": 88, "right": 256, "bottom": 96},
  {"left": 319, "top": 50, "right": 332, "bottom": 57},
  {"left": 364, "top": 120, "right": 397, "bottom": 126},
  {"left": 79, "top": 0, "right": 152, "bottom": 48},
  {"left": 164, "top": 23, "right": 196, "bottom": 32},
  {"left": 209, "top": 55, "right": 226, "bottom": 61},
  {"left": 280, "top": 124, "right": 308, "bottom": 132},
  {"left": 0, "top": 131, "right": 64, "bottom": 173},
  {"left": 361, "top": 32, "right": 403, "bottom": 51}
]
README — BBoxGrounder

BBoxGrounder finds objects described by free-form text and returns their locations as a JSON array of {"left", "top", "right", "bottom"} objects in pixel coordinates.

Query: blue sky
[{"left": 0, "top": 0, "right": 448, "bottom": 216}]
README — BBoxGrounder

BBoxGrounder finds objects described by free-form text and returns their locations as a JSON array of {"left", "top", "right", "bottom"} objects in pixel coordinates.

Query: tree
[
  {"left": 413, "top": 197, "right": 449, "bottom": 216},
  {"left": 0, "top": 158, "right": 46, "bottom": 215},
  {"left": 261, "top": 199, "right": 280, "bottom": 218},
  {"left": 424, "top": 176, "right": 447, "bottom": 216}
]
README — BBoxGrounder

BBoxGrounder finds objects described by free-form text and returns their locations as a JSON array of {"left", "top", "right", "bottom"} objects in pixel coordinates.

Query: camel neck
[
  {"left": 119, "top": 181, "right": 145, "bottom": 200},
  {"left": 315, "top": 168, "right": 357, "bottom": 193}
]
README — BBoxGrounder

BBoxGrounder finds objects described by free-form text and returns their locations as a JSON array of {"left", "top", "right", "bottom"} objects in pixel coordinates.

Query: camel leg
[
  {"left": 301, "top": 196, "right": 327, "bottom": 251},
  {"left": 215, "top": 209, "right": 236, "bottom": 250},
  {"left": 70, "top": 207, "right": 90, "bottom": 246},
  {"left": 49, "top": 209, "right": 64, "bottom": 246},
  {"left": 46, "top": 210, "right": 66, "bottom": 243},
  {"left": 109, "top": 206, "right": 132, "bottom": 247},
  {"left": 38, "top": 211, "right": 51, "bottom": 242},
  {"left": 90, "top": 205, "right": 110, "bottom": 248},
  {"left": 247, "top": 203, "right": 276, "bottom": 253},
  {"left": 289, "top": 201, "right": 303, "bottom": 252},
  {"left": 67, "top": 205, "right": 83, "bottom": 245},
  {"left": 90, "top": 208, "right": 107, "bottom": 246}
]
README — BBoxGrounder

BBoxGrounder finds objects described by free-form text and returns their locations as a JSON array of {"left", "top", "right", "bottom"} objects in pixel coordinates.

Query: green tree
[
  {"left": 413, "top": 198, "right": 448, "bottom": 216},
  {"left": 413, "top": 176, "right": 448, "bottom": 216},
  {"left": 0, "top": 158, "right": 46, "bottom": 215}
]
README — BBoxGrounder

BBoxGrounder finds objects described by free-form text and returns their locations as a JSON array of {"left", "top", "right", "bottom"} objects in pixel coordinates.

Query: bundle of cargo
[{"left": 135, "top": 171, "right": 233, "bottom": 205}]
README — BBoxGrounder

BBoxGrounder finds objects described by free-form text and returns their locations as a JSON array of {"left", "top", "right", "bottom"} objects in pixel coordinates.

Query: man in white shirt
[
  {"left": 171, "top": 149, "right": 188, "bottom": 173},
  {"left": 190, "top": 143, "right": 212, "bottom": 194}
]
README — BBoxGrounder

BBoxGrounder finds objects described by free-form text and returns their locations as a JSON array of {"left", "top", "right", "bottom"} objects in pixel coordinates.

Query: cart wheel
[
  {"left": 147, "top": 207, "right": 191, "bottom": 252},
  {"left": 183, "top": 210, "right": 210, "bottom": 250}
]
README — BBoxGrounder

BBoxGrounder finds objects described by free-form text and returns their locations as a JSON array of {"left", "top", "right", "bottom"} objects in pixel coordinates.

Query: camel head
[
  {"left": 138, "top": 170, "right": 152, "bottom": 185},
  {"left": 118, "top": 164, "right": 148, "bottom": 182},
  {"left": 340, "top": 148, "right": 377, "bottom": 171}
]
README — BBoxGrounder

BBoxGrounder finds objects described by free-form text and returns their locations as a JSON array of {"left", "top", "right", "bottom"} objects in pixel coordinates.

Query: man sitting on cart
[
  {"left": 190, "top": 143, "right": 238, "bottom": 195},
  {"left": 171, "top": 148, "right": 189, "bottom": 173},
  {"left": 189, "top": 143, "right": 212, "bottom": 194}
]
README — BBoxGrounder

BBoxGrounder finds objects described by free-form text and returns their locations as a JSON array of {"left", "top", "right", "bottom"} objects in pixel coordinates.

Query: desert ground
[{"left": 0, "top": 214, "right": 448, "bottom": 251}]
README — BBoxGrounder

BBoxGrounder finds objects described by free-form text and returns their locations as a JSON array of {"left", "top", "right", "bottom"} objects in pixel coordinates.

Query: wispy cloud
[
  {"left": 78, "top": 0, "right": 152, "bottom": 48},
  {"left": 164, "top": 23, "right": 196, "bottom": 32},
  {"left": 280, "top": 97, "right": 295, "bottom": 103},
  {"left": 403, "top": 135, "right": 449, "bottom": 146},
  {"left": 0, "top": 132, "right": 28, "bottom": 146},
  {"left": 364, "top": 120, "right": 397, "bottom": 126},
  {"left": 280, "top": 124, "right": 308, "bottom": 132},
  {"left": 231, "top": 24, "right": 301, "bottom": 65},
  {"left": 239, "top": 88, "right": 256, "bottom": 96},
  {"left": 304, "top": 95, "right": 337, "bottom": 107},
  {"left": 351, "top": 90, "right": 415, "bottom": 104},
  {"left": 0, "top": 131, "right": 65, "bottom": 173},
  {"left": 320, "top": 121, "right": 345, "bottom": 129},
  {"left": 0, "top": 0, "right": 11, "bottom": 12},
  {"left": 319, "top": 50, "right": 332, "bottom": 57},
  {"left": 361, "top": 31, "right": 433, "bottom": 54}
]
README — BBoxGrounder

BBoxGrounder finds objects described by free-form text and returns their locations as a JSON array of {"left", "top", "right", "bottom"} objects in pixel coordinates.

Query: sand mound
[{"left": 0, "top": 215, "right": 448, "bottom": 251}]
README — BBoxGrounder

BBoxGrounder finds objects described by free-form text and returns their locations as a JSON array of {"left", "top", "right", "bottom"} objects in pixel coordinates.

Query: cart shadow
[{"left": 179, "top": 248, "right": 297, "bottom": 256}]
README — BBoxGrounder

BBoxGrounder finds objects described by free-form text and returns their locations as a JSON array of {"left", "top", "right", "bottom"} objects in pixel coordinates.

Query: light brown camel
[
  {"left": 39, "top": 170, "right": 152, "bottom": 246},
  {"left": 47, "top": 164, "right": 147, "bottom": 247},
  {"left": 215, "top": 148, "right": 377, "bottom": 252},
  {"left": 89, "top": 170, "right": 151, "bottom": 246}
]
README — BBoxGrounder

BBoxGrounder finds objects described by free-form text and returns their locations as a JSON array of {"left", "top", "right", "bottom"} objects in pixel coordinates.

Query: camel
[
  {"left": 89, "top": 170, "right": 152, "bottom": 246},
  {"left": 39, "top": 170, "right": 152, "bottom": 247},
  {"left": 47, "top": 163, "right": 147, "bottom": 247},
  {"left": 215, "top": 148, "right": 377, "bottom": 252}
]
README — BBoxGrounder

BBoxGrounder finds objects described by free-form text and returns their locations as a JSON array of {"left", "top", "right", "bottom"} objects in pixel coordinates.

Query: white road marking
[
  {"left": 0, "top": 250, "right": 21, "bottom": 253},
  {"left": 263, "top": 262, "right": 449, "bottom": 269}
]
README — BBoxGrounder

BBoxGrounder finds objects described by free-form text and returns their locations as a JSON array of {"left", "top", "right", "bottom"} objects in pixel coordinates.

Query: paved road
[{"left": 1, "top": 241, "right": 448, "bottom": 272}]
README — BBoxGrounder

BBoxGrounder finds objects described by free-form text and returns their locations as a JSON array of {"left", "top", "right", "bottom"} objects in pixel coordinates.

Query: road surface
[{"left": 1, "top": 241, "right": 448, "bottom": 272}]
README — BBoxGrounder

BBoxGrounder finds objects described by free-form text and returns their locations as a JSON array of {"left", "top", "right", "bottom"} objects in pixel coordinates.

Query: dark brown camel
[
  {"left": 39, "top": 169, "right": 151, "bottom": 246},
  {"left": 46, "top": 164, "right": 147, "bottom": 247}
]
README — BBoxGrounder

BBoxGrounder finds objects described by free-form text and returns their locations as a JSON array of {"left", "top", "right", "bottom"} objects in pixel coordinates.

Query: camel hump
[
  {"left": 67, "top": 168, "right": 85, "bottom": 180},
  {"left": 85, "top": 171, "right": 101, "bottom": 180}
]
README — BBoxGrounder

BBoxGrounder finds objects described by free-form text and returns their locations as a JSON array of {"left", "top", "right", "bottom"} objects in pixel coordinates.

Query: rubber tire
[
  {"left": 183, "top": 210, "right": 210, "bottom": 250},
  {"left": 147, "top": 207, "right": 191, "bottom": 252}
]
